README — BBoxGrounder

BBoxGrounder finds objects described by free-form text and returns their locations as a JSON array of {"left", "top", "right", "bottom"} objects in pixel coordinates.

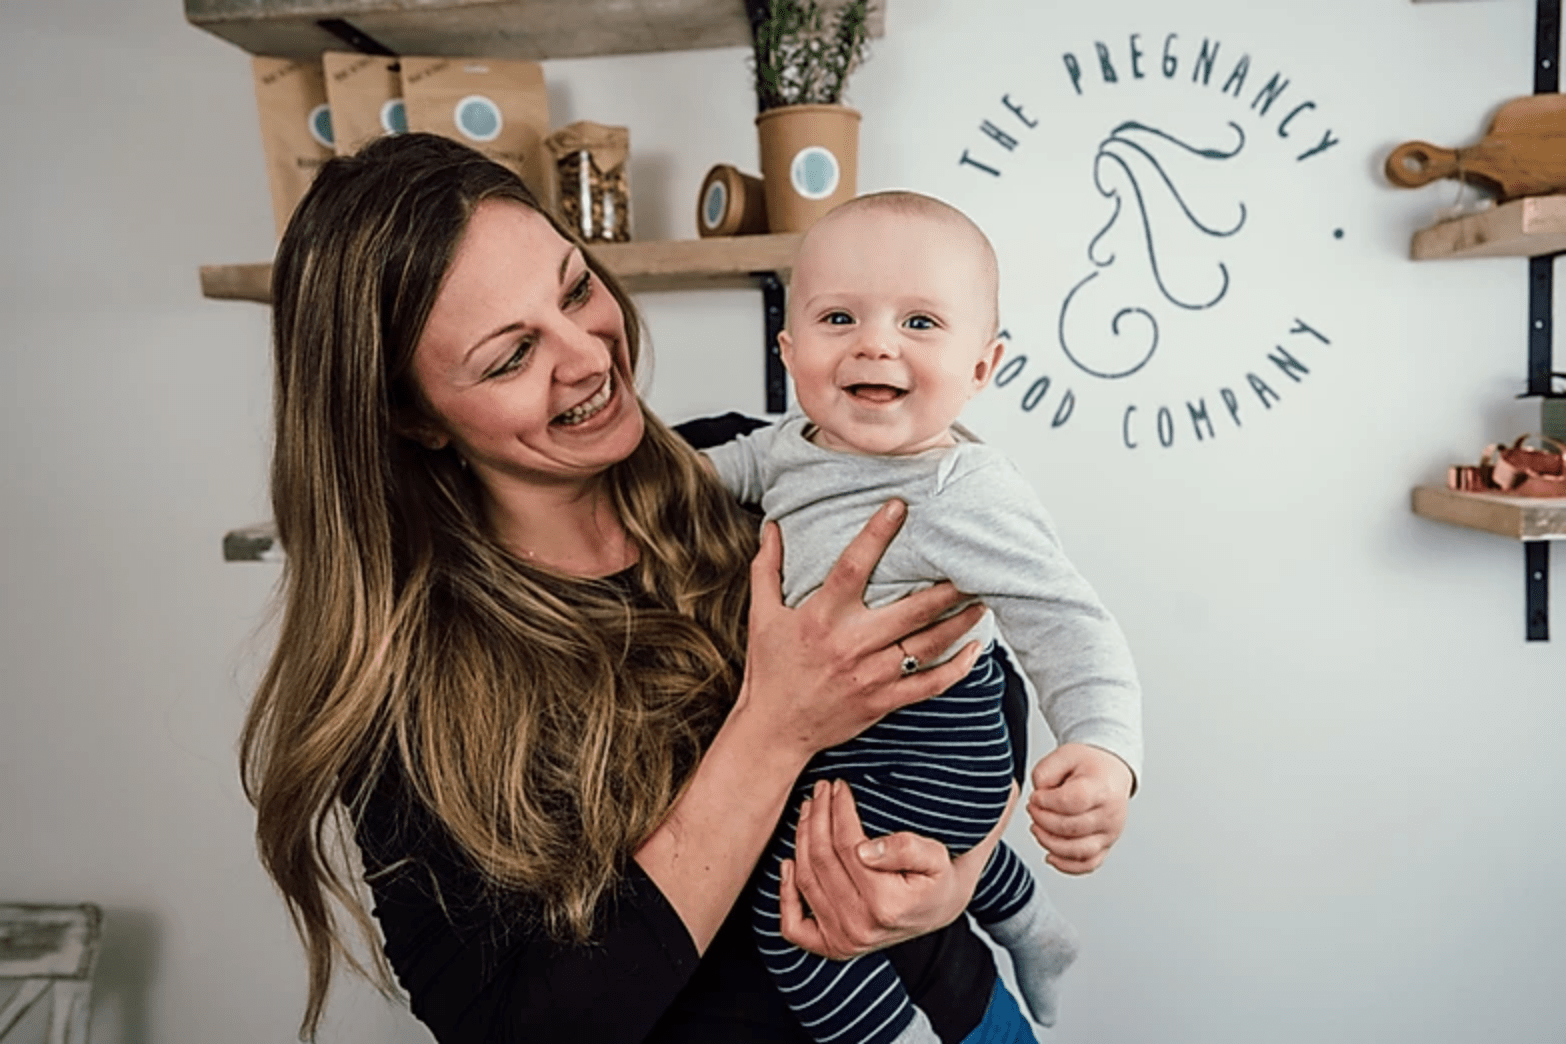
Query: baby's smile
[{"left": 844, "top": 382, "right": 908, "bottom": 404}]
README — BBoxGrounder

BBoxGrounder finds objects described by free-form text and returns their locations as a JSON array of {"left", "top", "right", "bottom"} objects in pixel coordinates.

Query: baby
[{"left": 704, "top": 191, "right": 1143, "bottom": 1044}]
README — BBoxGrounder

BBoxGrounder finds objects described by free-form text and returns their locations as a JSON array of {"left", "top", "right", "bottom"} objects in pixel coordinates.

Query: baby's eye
[
  {"left": 905, "top": 314, "right": 938, "bottom": 330},
  {"left": 822, "top": 310, "right": 854, "bottom": 325}
]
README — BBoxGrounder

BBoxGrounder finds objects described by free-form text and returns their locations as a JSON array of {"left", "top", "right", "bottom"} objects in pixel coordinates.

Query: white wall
[{"left": 1, "top": 1, "right": 1561, "bottom": 1043}]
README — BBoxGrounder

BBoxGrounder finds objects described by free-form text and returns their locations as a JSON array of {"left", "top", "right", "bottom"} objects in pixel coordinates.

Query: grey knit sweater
[{"left": 705, "top": 411, "right": 1143, "bottom": 778}]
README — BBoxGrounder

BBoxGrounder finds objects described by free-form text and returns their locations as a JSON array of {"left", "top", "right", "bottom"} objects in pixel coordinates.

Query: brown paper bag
[
  {"left": 322, "top": 52, "right": 405, "bottom": 157},
  {"left": 545, "top": 121, "right": 631, "bottom": 242},
  {"left": 252, "top": 56, "right": 335, "bottom": 238},
  {"left": 401, "top": 56, "right": 552, "bottom": 204}
]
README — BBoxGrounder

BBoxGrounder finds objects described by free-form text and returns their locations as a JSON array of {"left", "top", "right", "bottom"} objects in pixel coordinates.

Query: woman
[{"left": 240, "top": 132, "right": 1033, "bottom": 1044}]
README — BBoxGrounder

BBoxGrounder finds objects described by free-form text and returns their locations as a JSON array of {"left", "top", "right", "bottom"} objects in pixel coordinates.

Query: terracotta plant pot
[{"left": 755, "top": 104, "right": 860, "bottom": 233}]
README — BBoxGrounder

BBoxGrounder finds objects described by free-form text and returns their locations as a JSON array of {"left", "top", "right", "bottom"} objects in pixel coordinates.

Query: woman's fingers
[
  {"left": 788, "top": 782, "right": 863, "bottom": 959},
  {"left": 868, "top": 640, "right": 983, "bottom": 719},
  {"left": 747, "top": 522, "right": 785, "bottom": 618},
  {"left": 855, "top": 830, "right": 951, "bottom": 877},
  {"left": 873, "top": 580, "right": 972, "bottom": 647},
  {"left": 813, "top": 500, "right": 906, "bottom": 609},
  {"left": 738, "top": 502, "right": 988, "bottom": 758},
  {"left": 825, "top": 781, "right": 883, "bottom": 920},
  {"left": 897, "top": 601, "right": 986, "bottom": 663},
  {"left": 778, "top": 859, "right": 828, "bottom": 953}
]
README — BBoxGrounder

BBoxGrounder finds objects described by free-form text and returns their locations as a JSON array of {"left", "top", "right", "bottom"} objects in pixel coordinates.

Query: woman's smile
[{"left": 555, "top": 370, "right": 616, "bottom": 427}]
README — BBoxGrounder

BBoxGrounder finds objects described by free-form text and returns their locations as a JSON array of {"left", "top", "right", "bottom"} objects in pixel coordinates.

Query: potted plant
[{"left": 745, "top": 0, "right": 874, "bottom": 232}]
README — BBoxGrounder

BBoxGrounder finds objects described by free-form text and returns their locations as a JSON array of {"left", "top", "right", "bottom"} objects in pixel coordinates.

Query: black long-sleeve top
[
  {"left": 351, "top": 415, "right": 1033, "bottom": 1044},
  {"left": 356, "top": 757, "right": 1010, "bottom": 1043}
]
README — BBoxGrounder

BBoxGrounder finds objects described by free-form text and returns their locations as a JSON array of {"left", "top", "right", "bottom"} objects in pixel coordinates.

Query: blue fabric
[{"left": 959, "top": 981, "right": 1039, "bottom": 1044}]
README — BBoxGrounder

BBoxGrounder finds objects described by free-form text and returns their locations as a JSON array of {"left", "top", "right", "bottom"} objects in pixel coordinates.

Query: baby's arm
[
  {"left": 698, "top": 420, "right": 777, "bottom": 503},
  {"left": 911, "top": 454, "right": 1143, "bottom": 873}
]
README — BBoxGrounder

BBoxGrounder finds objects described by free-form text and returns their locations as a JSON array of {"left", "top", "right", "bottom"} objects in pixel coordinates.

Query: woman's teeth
[{"left": 556, "top": 373, "right": 614, "bottom": 426}]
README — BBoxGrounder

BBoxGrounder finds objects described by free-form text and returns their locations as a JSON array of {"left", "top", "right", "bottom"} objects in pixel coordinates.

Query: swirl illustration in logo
[{"left": 1059, "top": 120, "right": 1247, "bottom": 380}]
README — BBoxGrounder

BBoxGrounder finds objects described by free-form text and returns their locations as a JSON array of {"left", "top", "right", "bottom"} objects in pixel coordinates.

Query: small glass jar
[{"left": 546, "top": 122, "right": 631, "bottom": 242}]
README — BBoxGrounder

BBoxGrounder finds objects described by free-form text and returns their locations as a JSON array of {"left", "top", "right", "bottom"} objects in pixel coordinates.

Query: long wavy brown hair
[{"left": 239, "top": 133, "right": 758, "bottom": 1038}]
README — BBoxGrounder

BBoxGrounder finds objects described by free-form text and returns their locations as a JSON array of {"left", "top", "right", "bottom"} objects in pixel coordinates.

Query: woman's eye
[
  {"left": 906, "top": 314, "right": 937, "bottom": 331},
  {"left": 486, "top": 337, "right": 535, "bottom": 379},
  {"left": 564, "top": 271, "right": 593, "bottom": 307}
]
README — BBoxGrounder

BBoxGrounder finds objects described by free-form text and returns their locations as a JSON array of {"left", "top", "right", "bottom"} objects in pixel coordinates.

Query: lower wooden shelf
[
  {"left": 1411, "top": 485, "right": 1566, "bottom": 540},
  {"left": 200, "top": 234, "right": 803, "bottom": 303},
  {"left": 1410, "top": 195, "right": 1566, "bottom": 260}
]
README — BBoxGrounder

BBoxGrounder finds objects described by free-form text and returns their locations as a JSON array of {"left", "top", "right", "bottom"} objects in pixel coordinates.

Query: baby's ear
[
  {"left": 778, "top": 328, "right": 796, "bottom": 373},
  {"left": 972, "top": 337, "right": 1006, "bottom": 389}
]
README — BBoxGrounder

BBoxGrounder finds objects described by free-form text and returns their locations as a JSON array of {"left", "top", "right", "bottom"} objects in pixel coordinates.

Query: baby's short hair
[{"left": 809, "top": 190, "right": 1000, "bottom": 333}]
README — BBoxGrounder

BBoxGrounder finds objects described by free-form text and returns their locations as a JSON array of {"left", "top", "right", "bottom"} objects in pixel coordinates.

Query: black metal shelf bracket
[
  {"left": 1522, "top": 0, "right": 1562, "bottom": 641},
  {"left": 1527, "top": 541, "right": 1551, "bottom": 641},
  {"left": 756, "top": 271, "right": 789, "bottom": 414},
  {"left": 1538, "top": 0, "right": 1561, "bottom": 94}
]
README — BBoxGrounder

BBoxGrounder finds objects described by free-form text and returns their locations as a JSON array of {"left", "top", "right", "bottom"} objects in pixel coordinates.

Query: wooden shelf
[
  {"left": 200, "top": 233, "right": 802, "bottom": 303},
  {"left": 593, "top": 234, "right": 802, "bottom": 291},
  {"left": 1412, "top": 485, "right": 1566, "bottom": 540},
  {"left": 185, "top": 0, "right": 885, "bottom": 61},
  {"left": 224, "top": 522, "right": 281, "bottom": 562},
  {"left": 1410, "top": 195, "right": 1566, "bottom": 260}
]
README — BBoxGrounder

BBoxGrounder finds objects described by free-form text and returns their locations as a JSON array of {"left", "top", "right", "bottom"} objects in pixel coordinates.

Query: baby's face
[{"left": 781, "top": 207, "right": 1001, "bottom": 457}]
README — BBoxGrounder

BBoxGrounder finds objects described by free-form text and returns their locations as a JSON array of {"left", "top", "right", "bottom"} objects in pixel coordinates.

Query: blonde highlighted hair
[{"left": 240, "top": 133, "right": 757, "bottom": 1037}]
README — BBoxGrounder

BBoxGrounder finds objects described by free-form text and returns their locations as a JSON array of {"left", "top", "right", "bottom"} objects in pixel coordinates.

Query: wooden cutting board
[{"left": 1386, "top": 95, "right": 1566, "bottom": 200}]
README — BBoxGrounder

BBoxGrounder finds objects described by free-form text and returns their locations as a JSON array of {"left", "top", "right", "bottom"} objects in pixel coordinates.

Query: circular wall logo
[
  {"left": 790, "top": 146, "right": 841, "bottom": 200},
  {"left": 454, "top": 95, "right": 502, "bottom": 142},
  {"left": 381, "top": 98, "right": 408, "bottom": 135},
  {"left": 703, "top": 180, "right": 729, "bottom": 231},
  {"left": 307, "top": 104, "right": 334, "bottom": 149},
  {"left": 952, "top": 30, "right": 1344, "bottom": 452}
]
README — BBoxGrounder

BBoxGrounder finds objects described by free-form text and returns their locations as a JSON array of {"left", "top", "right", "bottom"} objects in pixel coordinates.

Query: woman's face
[{"left": 408, "top": 199, "right": 644, "bottom": 495}]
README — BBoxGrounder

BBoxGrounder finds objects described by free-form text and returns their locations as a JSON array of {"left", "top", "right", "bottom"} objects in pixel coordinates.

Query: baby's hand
[{"left": 1027, "top": 743, "right": 1133, "bottom": 875}]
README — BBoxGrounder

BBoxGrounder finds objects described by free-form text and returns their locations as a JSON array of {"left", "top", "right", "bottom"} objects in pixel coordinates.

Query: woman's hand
[
  {"left": 636, "top": 500, "right": 984, "bottom": 954},
  {"left": 778, "top": 778, "right": 1019, "bottom": 960},
  {"left": 738, "top": 501, "right": 986, "bottom": 762}
]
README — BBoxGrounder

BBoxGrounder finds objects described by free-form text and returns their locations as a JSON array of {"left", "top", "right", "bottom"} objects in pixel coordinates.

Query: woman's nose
[{"left": 550, "top": 318, "right": 611, "bottom": 383}]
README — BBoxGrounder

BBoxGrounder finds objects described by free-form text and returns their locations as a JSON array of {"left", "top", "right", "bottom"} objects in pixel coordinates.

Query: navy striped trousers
[{"left": 752, "top": 648, "right": 1036, "bottom": 1044}]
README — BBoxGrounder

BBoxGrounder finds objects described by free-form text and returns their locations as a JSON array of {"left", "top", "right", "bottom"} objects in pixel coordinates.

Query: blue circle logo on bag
[
  {"left": 381, "top": 98, "right": 408, "bottom": 135},
  {"left": 702, "top": 181, "right": 729, "bottom": 230},
  {"left": 454, "top": 95, "right": 503, "bottom": 142},
  {"left": 307, "top": 104, "right": 334, "bottom": 149},
  {"left": 790, "top": 147, "right": 840, "bottom": 200}
]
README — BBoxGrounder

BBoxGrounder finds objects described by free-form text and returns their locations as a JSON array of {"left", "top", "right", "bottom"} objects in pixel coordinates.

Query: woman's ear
[{"left": 393, "top": 410, "right": 451, "bottom": 451}]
